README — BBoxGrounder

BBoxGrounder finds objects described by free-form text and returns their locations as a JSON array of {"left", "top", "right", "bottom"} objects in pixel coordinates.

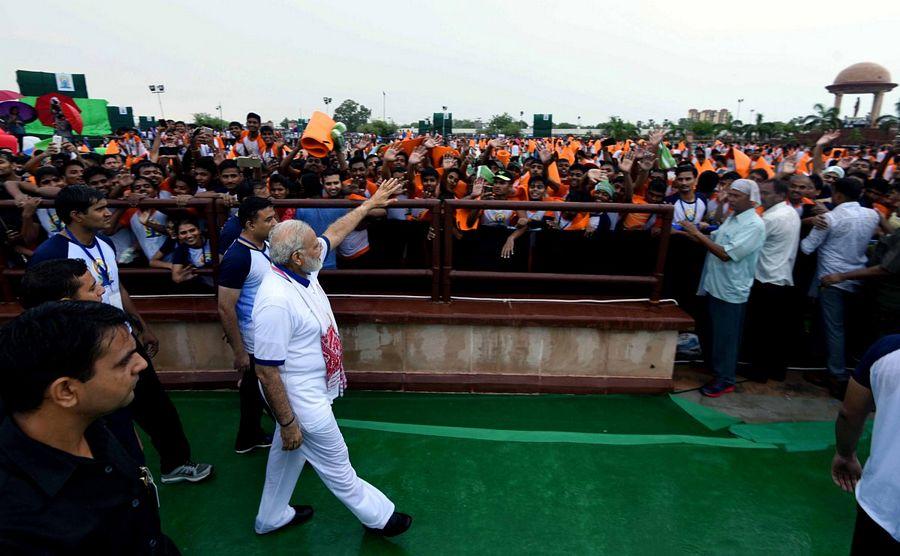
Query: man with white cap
[
  {"left": 251, "top": 178, "right": 413, "bottom": 537},
  {"left": 680, "top": 179, "right": 766, "bottom": 397},
  {"left": 822, "top": 165, "right": 845, "bottom": 192}
]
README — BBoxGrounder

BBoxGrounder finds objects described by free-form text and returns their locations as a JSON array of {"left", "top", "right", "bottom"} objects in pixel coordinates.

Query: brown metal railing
[
  {"left": 442, "top": 200, "right": 674, "bottom": 302},
  {"left": 269, "top": 198, "right": 443, "bottom": 300},
  {"left": 0, "top": 197, "right": 672, "bottom": 303}
]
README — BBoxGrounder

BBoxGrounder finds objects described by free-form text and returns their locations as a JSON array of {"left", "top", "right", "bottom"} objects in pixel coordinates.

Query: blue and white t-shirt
[
  {"left": 219, "top": 238, "right": 271, "bottom": 354},
  {"left": 29, "top": 233, "right": 122, "bottom": 309},
  {"left": 172, "top": 240, "right": 213, "bottom": 269},
  {"left": 852, "top": 335, "right": 900, "bottom": 542},
  {"left": 172, "top": 239, "right": 214, "bottom": 287}
]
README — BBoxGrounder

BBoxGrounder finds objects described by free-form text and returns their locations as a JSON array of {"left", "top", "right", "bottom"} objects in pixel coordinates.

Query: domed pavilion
[{"left": 826, "top": 62, "right": 896, "bottom": 127}]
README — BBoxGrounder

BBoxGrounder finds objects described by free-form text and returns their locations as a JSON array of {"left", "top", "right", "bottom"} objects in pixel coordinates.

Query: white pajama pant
[{"left": 254, "top": 391, "right": 395, "bottom": 534}]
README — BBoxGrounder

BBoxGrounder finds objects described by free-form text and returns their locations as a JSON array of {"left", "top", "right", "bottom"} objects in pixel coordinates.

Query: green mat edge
[
  {"left": 668, "top": 393, "right": 744, "bottom": 431},
  {"left": 338, "top": 418, "right": 778, "bottom": 449}
]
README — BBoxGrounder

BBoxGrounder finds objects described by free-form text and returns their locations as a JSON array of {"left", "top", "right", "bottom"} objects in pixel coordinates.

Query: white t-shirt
[
  {"left": 129, "top": 209, "right": 169, "bottom": 260},
  {"left": 252, "top": 237, "right": 335, "bottom": 424},
  {"left": 480, "top": 208, "right": 516, "bottom": 228},
  {"left": 36, "top": 208, "right": 65, "bottom": 236},
  {"left": 853, "top": 337, "right": 900, "bottom": 542},
  {"left": 107, "top": 228, "right": 138, "bottom": 263},
  {"left": 755, "top": 201, "right": 800, "bottom": 286},
  {"left": 671, "top": 196, "right": 708, "bottom": 225}
]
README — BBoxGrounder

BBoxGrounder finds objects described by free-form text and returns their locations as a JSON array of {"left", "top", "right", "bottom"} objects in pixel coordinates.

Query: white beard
[{"left": 301, "top": 255, "right": 323, "bottom": 274}]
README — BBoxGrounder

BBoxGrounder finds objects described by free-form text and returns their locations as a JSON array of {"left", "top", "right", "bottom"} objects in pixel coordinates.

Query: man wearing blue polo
[{"left": 218, "top": 197, "right": 279, "bottom": 454}]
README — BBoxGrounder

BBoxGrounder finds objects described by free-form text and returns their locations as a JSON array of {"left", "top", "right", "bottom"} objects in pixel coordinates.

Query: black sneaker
[
  {"left": 364, "top": 512, "right": 412, "bottom": 537},
  {"left": 160, "top": 461, "right": 214, "bottom": 484},
  {"left": 235, "top": 433, "right": 273, "bottom": 454}
]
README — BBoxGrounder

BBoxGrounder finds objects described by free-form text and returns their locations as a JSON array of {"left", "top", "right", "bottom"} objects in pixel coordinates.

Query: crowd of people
[
  {"left": 1, "top": 113, "right": 898, "bottom": 390},
  {"left": 1, "top": 111, "right": 900, "bottom": 551}
]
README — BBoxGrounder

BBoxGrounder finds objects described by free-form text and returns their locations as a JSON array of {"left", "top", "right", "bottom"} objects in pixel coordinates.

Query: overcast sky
[{"left": 3, "top": 0, "right": 900, "bottom": 126}]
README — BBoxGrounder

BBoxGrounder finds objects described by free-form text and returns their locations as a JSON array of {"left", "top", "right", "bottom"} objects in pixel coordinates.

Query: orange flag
[
  {"left": 431, "top": 146, "right": 459, "bottom": 167},
  {"left": 300, "top": 111, "right": 337, "bottom": 157},
  {"left": 729, "top": 147, "right": 751, "bottom": 178},
  {"left": 397, "top": 137, "right": 425, "bottom": 156},
  {"left": 694, "top": 159, "right": 715, "bottom": 175},
  {"left": 752, "top": 157, "right": 775, "bottom": 178},
  {"left": 547, "top": 161, "right": 562, "bottom": 187},
  {"left": 796, "top": 152, "right": 812, "bottom": 174}
]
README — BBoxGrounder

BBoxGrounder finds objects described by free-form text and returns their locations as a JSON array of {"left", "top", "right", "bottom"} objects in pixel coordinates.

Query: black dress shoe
[
  {"left": 289, "top": 505, "right": 314, "bottom": 526},
  {"left": 256, "top": 505, "right": 314, "bottom": 535},
  {"left": 364, "top": 512, "right": 412, "bottom": 537}
]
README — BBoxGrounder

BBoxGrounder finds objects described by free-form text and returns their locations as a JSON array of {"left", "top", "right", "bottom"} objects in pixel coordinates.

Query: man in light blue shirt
[
  {"left": 294, "top": 168, "right": 349, "bottom": 270},
  {"left": 681, "top": 179, "right": 766, "bottom": 397},
  {"left": 801, "top": 177, "right": 880, "bottom": 397}
]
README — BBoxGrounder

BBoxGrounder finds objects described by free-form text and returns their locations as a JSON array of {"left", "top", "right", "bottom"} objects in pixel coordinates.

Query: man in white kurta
[{"left": 251, "top": 178, "right": 412, "bottom": 537}]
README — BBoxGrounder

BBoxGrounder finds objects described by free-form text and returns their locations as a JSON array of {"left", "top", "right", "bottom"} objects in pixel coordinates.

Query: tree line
[{"left": 189, "top": 98, "right": 900, "bottom": 141}]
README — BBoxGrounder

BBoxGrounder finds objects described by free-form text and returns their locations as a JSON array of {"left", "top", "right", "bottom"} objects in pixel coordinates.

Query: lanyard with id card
[{"left": 65, "top": 231, "right": 113, "bottom": 288}]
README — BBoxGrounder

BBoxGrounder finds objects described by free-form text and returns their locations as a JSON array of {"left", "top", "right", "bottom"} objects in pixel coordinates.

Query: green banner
[{"left": 21, "top": 97, "right": 112, "bottom": 137}]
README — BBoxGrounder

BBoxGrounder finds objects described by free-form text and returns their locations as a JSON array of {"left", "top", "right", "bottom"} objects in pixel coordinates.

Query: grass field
[{"left": 142, "top": 391, "right": 864, "bottom": 555}]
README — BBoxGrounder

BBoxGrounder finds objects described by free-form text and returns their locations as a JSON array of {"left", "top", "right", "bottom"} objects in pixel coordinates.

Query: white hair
[{"left": 268, "top": 220, "right": 314, "bottom": 265}]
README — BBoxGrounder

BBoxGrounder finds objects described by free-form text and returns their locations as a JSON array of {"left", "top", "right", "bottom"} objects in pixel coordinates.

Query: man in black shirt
[{"left": 0, "top": 302, "right": 180, "bottom": 554}]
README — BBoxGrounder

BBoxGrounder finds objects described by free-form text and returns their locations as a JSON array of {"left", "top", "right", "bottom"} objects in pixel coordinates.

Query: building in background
[{"left": 687, "top": 108, "right": 732, "bottom": 124}]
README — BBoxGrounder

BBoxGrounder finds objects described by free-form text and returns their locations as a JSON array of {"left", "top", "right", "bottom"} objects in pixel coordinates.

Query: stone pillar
[
  {"left": 870, "top": 91, "right": 885, "bottom": 127},
  {"left": 833, "top": 93, "right": 843, "bottom": 114}
]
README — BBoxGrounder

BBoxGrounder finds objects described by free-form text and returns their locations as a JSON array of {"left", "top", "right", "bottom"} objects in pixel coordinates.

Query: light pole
[
  {"left": 148, "top": 84, "right": 166, "bottom": 119},
  {"left": 577, "top": 115, "right": 581, "bottom": 129},
  {"left": 323, "top": 96, "right": 333, "bottom": 115},
  {"left": 736, "top": 98, "right": 744, "bottom": 122},
  {"left": 382, "top": 91, "right": 386, "bottom": 122},
  {"left": 216, "top": 102, "right": 222, "bottom": 124}
]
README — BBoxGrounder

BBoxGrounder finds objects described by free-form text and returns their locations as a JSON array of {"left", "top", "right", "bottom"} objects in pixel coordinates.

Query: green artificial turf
[{"left": 141, "top": 391, "right": 864, "bottom": 555}]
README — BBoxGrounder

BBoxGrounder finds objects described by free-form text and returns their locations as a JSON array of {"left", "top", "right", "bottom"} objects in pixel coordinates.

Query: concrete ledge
[{"left": 0, "top": 296, "right": 689, "bottom": 394}]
